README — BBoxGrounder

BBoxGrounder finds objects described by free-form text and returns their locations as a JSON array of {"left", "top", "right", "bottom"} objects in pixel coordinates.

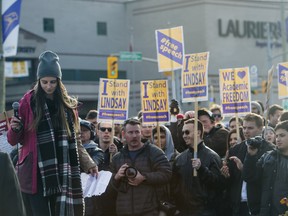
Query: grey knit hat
[{"left": 37, "top": 50, "right": 62, "bottom": 79}]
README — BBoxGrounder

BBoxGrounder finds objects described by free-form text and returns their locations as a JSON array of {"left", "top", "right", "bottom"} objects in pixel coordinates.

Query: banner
[
  {"left": 141, "top": 80, "right": 169, "bottom": 124},
  {"left": 2, "top": 0, "right": 22, "bottom": 57},
  {"left": 219, "top": 67, "right": 251, "bottom": 117},
  {"left": 97, "top": 78, "right": 130, "bottom": 123},
  {"left": 277, "top": 62, "right": 288, "bottom": 99},
  {"left": 5, "top": 61, "right": 29, "bottom": 77},
  {"left": 181, "top": 52, "right": 209, "bottom": 102},
  {"left": 0, "top": 110, "right": 13, "bottom": 153},
  {"left": 155, "top": 26, "right": 184, "bottom": 72}
]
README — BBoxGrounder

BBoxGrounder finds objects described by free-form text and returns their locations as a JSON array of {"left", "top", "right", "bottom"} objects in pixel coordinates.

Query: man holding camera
[
  {"left": 110, "top": 118, "right": 172, "bottom": 216},
  {"left": 221, "top": 113, "right": 274, "bottom": 216},
  {"left": 243, "top": 120, "right": 288, "bottom": 216}
]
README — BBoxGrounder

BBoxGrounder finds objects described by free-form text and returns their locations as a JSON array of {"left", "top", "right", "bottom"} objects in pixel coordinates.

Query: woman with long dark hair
[{"left": 7, "top": 50, "right": 97, "bottom": 216}]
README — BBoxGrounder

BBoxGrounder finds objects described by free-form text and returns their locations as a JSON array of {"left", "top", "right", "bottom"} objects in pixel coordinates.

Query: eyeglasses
[
  {"left": 212, "top": 114, "right": 222, "bottom": 118},
  {"left": 182, "top": 130, "right": 190, "bottom": 135},
  {"left": 99, "top": 127, "right": 112, "bottom": 132}
]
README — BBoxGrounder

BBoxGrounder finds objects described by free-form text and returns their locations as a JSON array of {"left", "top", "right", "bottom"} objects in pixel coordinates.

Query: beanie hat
[
  {"left": 80, "top": 119, "right": 94, "bottom": 131},
  {"left": 37, "top": 50, "right": 62, "bottom": 79},
  {"left": 176, "top": 113, "right": 184, "bottom": 120}
]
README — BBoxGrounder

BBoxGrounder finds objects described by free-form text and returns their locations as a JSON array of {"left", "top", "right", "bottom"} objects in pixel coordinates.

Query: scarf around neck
[{"left": 37, "top": 102, "right": 84, "bottom": 215}]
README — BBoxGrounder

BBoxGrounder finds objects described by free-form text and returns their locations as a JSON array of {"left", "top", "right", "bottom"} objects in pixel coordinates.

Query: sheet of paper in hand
[{"left": 81, "top": 170, "right": 112, "bottom": 197}]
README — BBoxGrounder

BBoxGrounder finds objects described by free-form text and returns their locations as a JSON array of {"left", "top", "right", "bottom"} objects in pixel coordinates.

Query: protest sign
[
  {"left": 181, "top": 52, "right": 209, "bottom": 102},
  {"left": 141, "top": 80, "right": 169, "bottom": 124},
  {"left": 0, "top": 110, "right": 14, "bottom": 153},
  {"left": 155, "top": 26, "right": 184, "bottom": 72},
  {"left": 277, "top": 62, "right": 288, "bottom": 99},
  {"left": 219, "top": 67, "right": 251, "bottom": 117},
  {"left": 97, "top": 78, "right": 130, "bottom": 123}
]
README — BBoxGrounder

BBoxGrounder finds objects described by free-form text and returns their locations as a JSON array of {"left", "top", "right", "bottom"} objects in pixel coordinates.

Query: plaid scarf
[{"left": 37, "top": 103, "right": 84, "bottom": 216}]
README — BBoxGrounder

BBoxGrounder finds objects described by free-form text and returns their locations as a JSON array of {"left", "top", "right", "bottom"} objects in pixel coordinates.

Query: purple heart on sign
[{"left": 237, "top": 71, "right": 246, "bottom": 79}]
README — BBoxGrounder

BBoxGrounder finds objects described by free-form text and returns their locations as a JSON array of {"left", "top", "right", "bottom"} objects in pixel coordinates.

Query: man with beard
[{"left": 110, "top": 118, "right": 171, "bottom": 216}]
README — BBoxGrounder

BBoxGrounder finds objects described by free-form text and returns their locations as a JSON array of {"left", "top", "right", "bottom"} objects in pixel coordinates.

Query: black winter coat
[
  {"left": 171, "top": 142, "right": 223, "bottom": 215},
  {"left": 0, "top": 152, "right": 26, "bottom": 216},
  {"left": 243, "top": 150, "right": 288, "bottom": 216},
  {"left": 110, "top": 142, "right": 172, "bottom": 215},
  {"left": 228, "top": 138, "right": 274, "bottom": 215},
  {"left": 203, "top": 124, "right": 229, "bottom": 158}
]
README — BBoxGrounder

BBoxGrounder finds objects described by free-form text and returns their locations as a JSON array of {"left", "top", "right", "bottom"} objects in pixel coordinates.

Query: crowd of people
[{"left": 1, "top": 50, "right": 288, "bottom": 216}]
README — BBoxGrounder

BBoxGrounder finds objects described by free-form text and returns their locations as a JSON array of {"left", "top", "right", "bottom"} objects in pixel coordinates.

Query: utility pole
[
  {"left": 281, "top": 0, "right": 287, "bottom": 62},
  {"left": 0, "top": 0, "right": 5, "bottom": 113}
]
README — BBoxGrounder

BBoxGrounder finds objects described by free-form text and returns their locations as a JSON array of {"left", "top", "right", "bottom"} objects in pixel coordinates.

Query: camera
[
  {"left": 245, "top": 136, "right": 263, "bottom": 149},
  {"left": 124, "top": 166, "right": 138, "bottom": 178}
]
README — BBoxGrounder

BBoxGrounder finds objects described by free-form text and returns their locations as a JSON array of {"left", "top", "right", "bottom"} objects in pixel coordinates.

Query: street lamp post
[
  {"left": 0, "top": 0, "right": 5, "bottom": 113},
  {"left": 281, "top": 0, "right": 287, "bottom": 62}
]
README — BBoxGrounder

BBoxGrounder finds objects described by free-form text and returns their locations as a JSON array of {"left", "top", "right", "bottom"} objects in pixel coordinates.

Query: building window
[
  {"left": 43, "top": 18, "right": 55, "bottom": 33},
  {"left": 97, "top": 22, "right": 107, "bottom": 36}
]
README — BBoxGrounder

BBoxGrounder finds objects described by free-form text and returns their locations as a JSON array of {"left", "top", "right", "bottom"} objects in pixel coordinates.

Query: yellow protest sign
[
  {"left": 219, "top": 67, "right": 251, "bottom": 117},
  {"left": 155, "top": 26, "right": 184, "bottom": 72},
  {"left": 141, "top": 80, "right": 169, "bottom": 124},
  {"left": 278, "top": 62, "right": 288, "bottom": 99},
  {"left": 181, "top": 52, "right": 209, "bottom": 102},
  {"left": 98, "top": 78, "right": 130, "bottom": 123}
]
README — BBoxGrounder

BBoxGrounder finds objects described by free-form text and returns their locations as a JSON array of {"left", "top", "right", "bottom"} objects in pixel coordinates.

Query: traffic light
[
  {"left": 261, "top": 80, "right": 268, "bottom": 93},
  {"left": 107, "top": 56, "right": 118, "bottom": 79}
]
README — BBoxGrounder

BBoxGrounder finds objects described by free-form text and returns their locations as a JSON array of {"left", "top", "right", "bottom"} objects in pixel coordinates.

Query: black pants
[
  {"left": 239, "top": 202, "right": 250, "bottom": 216},
  {"left": 22, "top": 169, "right": 56, "bottom": 216}
]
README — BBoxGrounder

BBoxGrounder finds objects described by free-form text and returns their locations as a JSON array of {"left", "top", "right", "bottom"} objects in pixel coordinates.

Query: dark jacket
[
  {"left": 169, "top": 120, "right": 187, "bottom": 153},
  {"left": 226, "top": 141, "right": 247, "bottom": 216},
  {"left": 203, "top": 124, "right": 228, "bottom": 158},
  {"left": 110, "top": 142, "right": 172, "bottom": 215},
  {"left": 0, "top": 152, "right": 26, "bottom": 216},
  {"left": 171, "top": 142, "right": 223, "bottom": 215},
  {"left": 228, "top": 138, "right": 275, "bottom": 215},
  {"left": 243, "top": 149, "right": 287, "bottom": 216},
  {"left": 83, "top": 141, "right": 104, "bottom": 166}
]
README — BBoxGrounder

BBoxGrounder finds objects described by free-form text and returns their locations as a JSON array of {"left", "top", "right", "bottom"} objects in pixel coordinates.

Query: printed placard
[
  {"left": 277, "top": 62, "right": 288, "bottom": 99},
  {"left": 155, "top": 26, "right": 184, "bottom": 72},
  {"left": 98, "top": 78, "right": 130, "bottom": 123},
  {"left": 0, "top": 110, "right": 14, "bottom": 153},
  {"left": 181, "top": 52, "right": 209, "bottom": 102},
  {"left": 141, "top": 80, "right": 170, "bottom": 124},
  {"left": 219, "top": 67, "right": 251, "bottom": 117}
]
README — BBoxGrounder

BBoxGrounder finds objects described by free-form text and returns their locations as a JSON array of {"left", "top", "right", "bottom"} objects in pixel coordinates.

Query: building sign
[
  {"left": 5, "top": 61, "right": 29, "bottom": 77},
  {"left": 218, "top": 19, "right": 283, "bottom": 48}
]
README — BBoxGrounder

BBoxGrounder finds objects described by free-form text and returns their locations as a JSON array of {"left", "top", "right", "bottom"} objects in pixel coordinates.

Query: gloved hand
[{"left": 169, "top": 99, "right": 180, "bottom": 115}]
